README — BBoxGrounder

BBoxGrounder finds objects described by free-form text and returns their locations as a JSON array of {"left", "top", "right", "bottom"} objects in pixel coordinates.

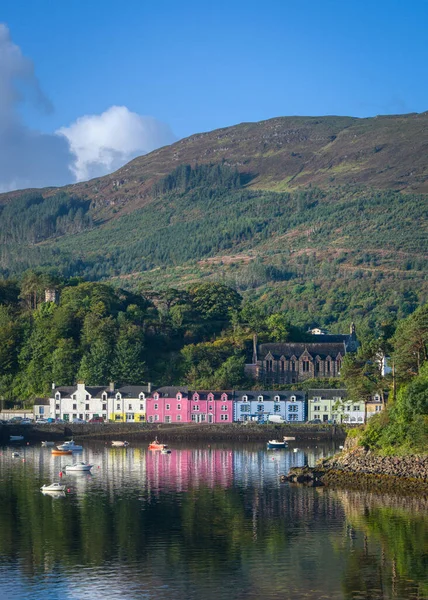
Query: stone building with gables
[{"left": 245, "top": 324, "right": 358, "bottom": 385}]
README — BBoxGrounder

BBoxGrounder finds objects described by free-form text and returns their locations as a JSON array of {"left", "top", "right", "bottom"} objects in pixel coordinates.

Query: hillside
[{"left": 0, "top": 113, "right": 427, "bottom": 329}]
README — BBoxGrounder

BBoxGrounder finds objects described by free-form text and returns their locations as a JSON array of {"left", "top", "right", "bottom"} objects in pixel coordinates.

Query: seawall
[{"left": 0, "top": 422, "right": 346, "bottom": 443}]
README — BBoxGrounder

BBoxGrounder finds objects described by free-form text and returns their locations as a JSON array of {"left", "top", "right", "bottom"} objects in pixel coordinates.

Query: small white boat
[
  {"left": 10, "top": 435, "right": 24, "bottom": 442},
  {"left": 41, "top": 441, "right": 55, "bottom": 447},
  {"left": 41, "top": 490, "right": 66, "bottom": 497},
  {"left": 57, "top": 440, "right": 83, "bottom": 451},
  {"left": 111, "top": 441, "right": 129, "bottom": 447},
  {"left": 65, "top": 462, "right": 93, "bottom": 472},
  {"left": 161, "top": 448, "right": 171, "bottom": 454},
  {"left": 40, "top": 483, "right": 66, "bottom": 492},
  {"left": 12, "top": 452, "right": 20, "bottom": 458}
]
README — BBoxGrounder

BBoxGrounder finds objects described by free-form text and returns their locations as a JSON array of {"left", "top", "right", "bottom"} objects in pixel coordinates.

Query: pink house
[
  {"left": 189, "top": 391, "right": 233, "bottom": 423},
  {"left": 146, "top": 387, "right": 189, "bottom": 423}
]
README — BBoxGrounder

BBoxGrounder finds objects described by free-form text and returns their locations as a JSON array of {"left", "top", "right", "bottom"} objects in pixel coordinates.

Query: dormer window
[
  {"left": 274, "top": 395, "right": 280, "bottom": 402},
  {"left": 177, "top": 394, "right": 182, "bottom": 401},
  {"left": 242, "top": 395, "right": 248, "bottom": 402},
  {"left": 116, "top": 393, "right": 121, "bottom": 401},
  {"left": 102, "top": 393, "right": 107, "bottom": 401},
  {"left": 154, "top": 394, "right": 159, "bottom": 401},
  {"left": 139, "top": 393, "right": 145, "bottom": 400},
  {"left": 55, "top": 392, "right": 60, "bottom": 400},
  {"left": 290, "top": 395, "right": 296, "bottom": 402},
  {"left": 258, "top": 395, "right": 264, "bottom": 402}
]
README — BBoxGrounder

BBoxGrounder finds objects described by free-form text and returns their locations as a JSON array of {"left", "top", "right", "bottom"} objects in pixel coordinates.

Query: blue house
[{"left": 234, "top": 390, "right": 306, "bottom": 423}]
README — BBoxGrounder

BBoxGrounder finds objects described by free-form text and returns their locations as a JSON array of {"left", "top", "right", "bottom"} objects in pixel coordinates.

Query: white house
[{"left": 49, "top": 382, "right": 151, "bottom": 422}]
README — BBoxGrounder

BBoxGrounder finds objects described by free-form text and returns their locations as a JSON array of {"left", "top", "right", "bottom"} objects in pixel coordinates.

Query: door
[{"left": 208, "top": 414, "right": 213, "bottom": 423}]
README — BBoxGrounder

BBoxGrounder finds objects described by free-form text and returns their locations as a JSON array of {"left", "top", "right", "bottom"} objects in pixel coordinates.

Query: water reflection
[{"left": 0, "top": 441, "right": 426, "bottom": 600}]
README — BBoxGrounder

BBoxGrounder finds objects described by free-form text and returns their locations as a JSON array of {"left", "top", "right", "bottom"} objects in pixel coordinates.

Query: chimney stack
[
  {"left": 109, "top": 382, "right": 115, "bottom": 392},
  {"left": 52, "top": 382, "right": 55, "bottom": 390},
  {"left": 147, "top": 382, "right": 151, "bottom": 393}
]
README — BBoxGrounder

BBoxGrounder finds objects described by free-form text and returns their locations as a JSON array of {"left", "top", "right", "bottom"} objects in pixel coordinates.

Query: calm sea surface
[{"left": 0, "top": 439, "right": 426, "bottom": 600}]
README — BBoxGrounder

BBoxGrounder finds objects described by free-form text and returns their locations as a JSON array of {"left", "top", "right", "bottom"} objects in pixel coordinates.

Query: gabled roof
[
  {"left": 308, "top": 389, "right": 347, "bottom": 399},
  {"left": 117, "top": 385, "right": 151, "bottom": 398},
  {"left": 234, "top": 390, "right": 305, "bottom": 401},
  {"left": 190, "top": 390, "right": 233, "bottom": 400},
  {"left": 259, "top": 342, "right": 346, "bottom": 360},
  {"left": 152, "top": 386, "right": 189, "bottom": 398}
]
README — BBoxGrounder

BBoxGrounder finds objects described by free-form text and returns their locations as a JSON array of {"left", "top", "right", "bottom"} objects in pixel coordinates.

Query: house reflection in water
[{"left": 145, "top": 447, "right": 234, "bottom": 492}]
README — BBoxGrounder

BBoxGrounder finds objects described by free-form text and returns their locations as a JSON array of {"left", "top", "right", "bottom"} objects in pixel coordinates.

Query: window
[
  {"left": 63, "top": 414, "right": 69, "bottom": 421},
  {"left": 191, "top": 414, "right": 197, "bottom": 421},
  {"left": 221, "top": 405, "right": 227, "bottom": 411},
  {"left": 326, "top": 361, "right": 331, "bottom": 373},
  {"left": 166, "top": 404, "right": 170, "bottom": 410},
  {"left": 209, "top": 405, "right": 213, "bottom": 411},
  {"left": 102, "top": 403, "right": 107, "bottom": 410},
  {"left": 274, "top": 395, "right": 280, "bottom": 402},
  {"left": 73, "top": 403, "right": 77, "bottom": 410},
  {"left": 148, "top": 416, "right": 153, "bottom": 423},
  {"left": 314, "top": 405, "right": 320, "bottom": 411},
  {"left": 85, "top": 404, "right": 89, "bottom": 410},
  {"left": 274, "top": 404, "right": 281, "bottom": 412},
  {"left": 86, "top": 395, "right": 90, "bottom": 400},
  {"left": 316, "top": 362, "right": 320, "bottom": 373},
  {"left": 353, "top": 406, "right": 359, "bottom": 411},
  {"left": 201, "top": 414, "right": 206, "bottom": 421},
  {"left": 288, "top": 404, "right": 298, "bottom": 412},
  {"left": 376, "top": 405, "right": 382, "bottom": 412},
  {"left": 154, "top": 394, "right": 159, "bottom": 401},
  {"left": 154, "top": 403, "right": 158, "bottom": 410},
  {"left": 242, "top": 395, "right": 248, "bottom": 402},
  {"left": 39, "top": 407, "right": 44, "bottom": 415},
  {"left": 266, "top": 359, "right": 273, "bottom": 372},
  {"left": 280, "top": 360, "right": 285, "bottom": 372},
  {"left": 240, "top": 405, "right": 250, "bottom": 412},
  {"left": 55, "top": 393, "right": 60, "bottom": 400},
  {"left": 302, "top": 361, "right": 309, "bottom": 372},
  {"left": 258, "top": 396, "right": 264, "bottom": 402},
  {"left": 290, "top": 395, "right": 296, "bottom": 402},
  {"left": 72, "top": 414, "right": 77, "bottom": 419},
  {"left": 139, "top": 393, "right": 145, "bottom": 400},
  {"left": 346, "top": 405, "right": 351, "bottom": 411},
  {"left": 102, "top": 394, "right": 107, "bottom": 401},
  {"left": 56, "top": 404, "right": 60, "bottom": 410},
  {"left": 288, "top": 414, "right": 298, "bottom": 421},
  {"left": 154, "top": 415, "right": 159, "bottom": 421},
  {"left": 165, "top": 415, "right": 171, "bottom": 423},
  {"left": 115, "top": 414, "right": 121, "bottom": 421},
  {"left": 337, "top": 360, "right": 342, "bottom": 372},
  {"left": 117, "top": 403, "right": 120, "bottom": 410},
  {"left": 291, "top": 361, "right": 296, "bottom": 371},
  {"left": 85, "top": 414, "right": 90, "bottom": 420},
  {"left": 324, "top": 406, "right": 328, "bottom": 412},
  {"left": 72, "top": 395, "right": 76, "bottom": 400},
  {"left": 220, "top": 414, "right": 228, "bottom": 421},
  {"left": 128, "top": 404, "right": 132, "bottom": 410},
  {"left": 257, "top": 404, "right": 264, "bottom": 412},
  {"left": 177, "top": 415, "right": 181, "bottom": 421},
  {"left": 193, "top": 405, "right": 199, "bottom": 411},
  {"left": 177, "top": 404, "right": 181, "bottom": 410},
  {"left": 177, "top": 394, "right": 182, "bottom": 400}
]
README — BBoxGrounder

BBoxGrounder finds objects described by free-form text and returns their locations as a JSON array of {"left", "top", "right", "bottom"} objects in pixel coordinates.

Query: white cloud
[
  {"left": 57, "top": 106, "right": 176, "bottom": 181},
  {"left": 0, "top": 24, "right": 176, "bottom": 192}
]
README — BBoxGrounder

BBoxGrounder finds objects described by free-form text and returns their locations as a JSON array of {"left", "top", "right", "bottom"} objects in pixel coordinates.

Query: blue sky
[{"left": 1, "top": 0, "right": 428, "bottom": 190}]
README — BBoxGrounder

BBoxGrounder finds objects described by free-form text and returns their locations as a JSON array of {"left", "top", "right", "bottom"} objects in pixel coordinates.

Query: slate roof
[
  {"left": 234, "top": 390, "right": 305, "bottom": 401},
  {"left": 153, "top": 386, "right": 189, "bottom": 398},
  {"left": 117, "top": 385, "right": 151, "bottom": 397},
  {"left": 307, "top": 389, "right": 347, "bottom": 399},
  {"left": 33, "top": 397, "right": 50, "bottom": 406},
  {"left": 189, "top": 391, "right": 233, "bottom": 400},
  {"left": 259, "top": 342, "right": 346, "bottom": 360}
]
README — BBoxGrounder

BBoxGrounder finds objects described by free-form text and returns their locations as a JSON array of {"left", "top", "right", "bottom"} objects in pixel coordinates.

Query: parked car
[
  {"left": 36, "top": 419, "right": 49, "bottom": 424},
  {"left": 21, "top": 419, "right": 34, "bottom": 425},
  {"left": 72, "top": 418, "right": 86, "bottom": 423},
  {"left": 88, "top": 417, "right": 104, "bottom": 423},
  {"left": 309, "top": 419, "right": 322, "bottom": 424}
]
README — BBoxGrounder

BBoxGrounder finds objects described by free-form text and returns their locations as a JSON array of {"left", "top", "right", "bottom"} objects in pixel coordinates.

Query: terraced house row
[{"left": 46, "top": 383, "right": 385, "bottom": 424}]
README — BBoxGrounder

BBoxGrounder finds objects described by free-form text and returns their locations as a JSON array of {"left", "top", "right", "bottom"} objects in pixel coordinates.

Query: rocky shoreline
[{"left": 284, "top": 446, "right": 428, "bottom": 495}]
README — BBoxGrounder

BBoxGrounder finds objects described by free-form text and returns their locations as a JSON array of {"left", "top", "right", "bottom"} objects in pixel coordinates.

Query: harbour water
[{"left": 0, "top": 440, "right": 426, "bottom": 600}]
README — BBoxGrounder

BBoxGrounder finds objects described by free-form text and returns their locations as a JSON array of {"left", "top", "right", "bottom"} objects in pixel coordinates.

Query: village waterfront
[{"left": 0, "top": 439, "right": 427, "bottom": 600}]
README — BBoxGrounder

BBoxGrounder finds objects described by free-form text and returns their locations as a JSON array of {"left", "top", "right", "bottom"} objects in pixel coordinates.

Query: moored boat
[
  {"left": 57, "top": 440, "right": 83, "bottom": 451},
  {"left": 51, "top": 449, "right": 73, "bottom": 456},
  {"left": 161, "top": 448, "right": 171, "bottom": 454},
  {"left": 267, "top": 439, "right": 288, "bottom": 449},
  {"left": 149, "top": 439, "right": 168, "bottom": 451},
  {"left": 10, "top": 435, "right": 24, "bottom": 442},
  {"left": 41, "top": 441, "right": 55, "bottom": 447},
  {"left": 111, "top": 440, "right": 129, "bottom": 447},
  {"left": 40, "top": 482, "right": 66, "bottom": 492},
  {"left": 65, "top": 462, "right": 93, "bottom": 472}
]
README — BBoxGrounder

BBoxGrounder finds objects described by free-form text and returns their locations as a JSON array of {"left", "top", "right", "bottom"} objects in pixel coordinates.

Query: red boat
[
  {"left": 148, "top": 439, "right": 168, "bottom": 451},
  {"left": 51, "top": 449, "right": 73, "bottom": 456}
]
